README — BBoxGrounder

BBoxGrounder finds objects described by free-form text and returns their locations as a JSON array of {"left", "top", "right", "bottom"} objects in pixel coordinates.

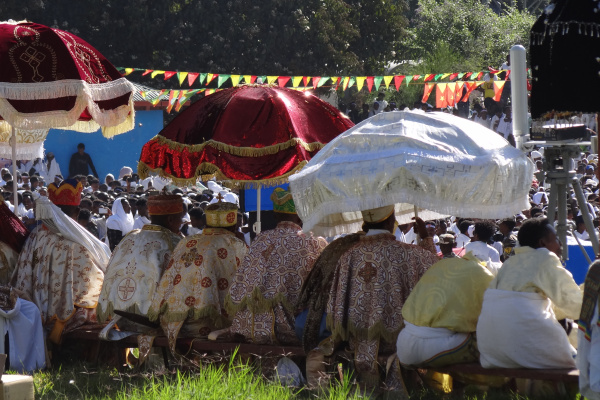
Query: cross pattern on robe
[
  {"left": 365, "top": 210, "right": 375, "bottom": 220},
  {"left": 118, "top": 278, "right": 136, "bottom": 301},
  {"left": 20, "top": 46, "right": 46, "bottom": 82},
  {"left": 216, "top": 193, "right": 225, "bottom": 202}
]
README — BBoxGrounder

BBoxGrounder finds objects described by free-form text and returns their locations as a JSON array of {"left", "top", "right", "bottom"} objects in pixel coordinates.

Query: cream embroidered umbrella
[{"left": 289, "top": 110, "right": 534, "bottom": 237}]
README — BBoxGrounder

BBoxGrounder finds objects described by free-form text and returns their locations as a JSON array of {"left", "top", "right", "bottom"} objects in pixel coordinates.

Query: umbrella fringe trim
[
  {"left": 151, "top": 135, "right": 325, "bottom": 158},
  {"left": 0, "top": 78, "right": 134, "bottom": 101},
  {"left": 137, "top": 160, "right": 307, "bottom": 189}
]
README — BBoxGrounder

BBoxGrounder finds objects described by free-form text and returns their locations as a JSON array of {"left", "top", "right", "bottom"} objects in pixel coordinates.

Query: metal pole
[
  {"left": 510, "top": 45, "right": 529, "bottom": 150},
  {"left": 253, "top": 185, "right": 262, "bottom": 234},
  {"left": 10, "top": 126, "right": 19, "bottom": 217},
  {"left": 572, "top": 176, "right": 600, "bottom": 256}
]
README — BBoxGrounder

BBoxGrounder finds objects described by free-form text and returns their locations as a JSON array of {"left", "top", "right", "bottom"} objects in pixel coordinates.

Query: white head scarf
[
  {"left": 106, "top": 197, "right": 135, "bottom": 235},
  {"left": 105, "top": 174, "right": 114, "bottom": 184},
  {"left": 118, "top": 166, "right": 133, "bottom": 180},
  {"left": 35, "top": 196, "right": 110, "bottom": 270}
]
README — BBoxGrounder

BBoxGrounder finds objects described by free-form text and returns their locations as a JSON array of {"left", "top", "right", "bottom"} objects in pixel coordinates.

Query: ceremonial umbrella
[
  {"left": 138, "top": 84, "right": 353, "bottom": 232},
  {"left": 288, "top": 110, "right": 534, "bottom": 237},
  {"left": 0, "top": 20, "right": 135, "bottom": 213}
]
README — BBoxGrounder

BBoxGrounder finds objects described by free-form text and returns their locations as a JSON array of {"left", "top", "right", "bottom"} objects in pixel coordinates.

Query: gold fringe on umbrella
[{"left": 137, "top": 160, "right": 308, "bottom": 189}]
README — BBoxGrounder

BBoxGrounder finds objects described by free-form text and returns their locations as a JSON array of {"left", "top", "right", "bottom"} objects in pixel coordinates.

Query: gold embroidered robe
[
  {"left": 326, "top": 233, "right": 438, "bottom": 382},
  {"left": 148, "top": 228, "right": 247, "bottom": 351},
  {"left": 0, "top": 241, "right": 19, "bottom": 285},
  {"left": 227, "top": 221, "right": 327, "bottom": 345},
  {"left": 97, "top": 224, "right": 182, "bottom": 323},
  {"left": 12, "top": 225, "right": 105, "bottom": 341}
]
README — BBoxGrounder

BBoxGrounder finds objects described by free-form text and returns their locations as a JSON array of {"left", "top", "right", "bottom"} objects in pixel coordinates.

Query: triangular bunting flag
[
  {"left": 366, "top": 76, "right": 374, "bottom": 92},
  {"left": 475, "top": 72, "right": 484, "bottom": 80},
  {"left": 394, "top": 76, "right": 404, "bottom": 90},
  {"left": 412, "top": 75, "right": 421, "bottom": 81},
  {"left": 257, "top": 75, "right": 267, "bottom": 84},
  {"left": 205, "top": 89, "right": 215, "bottom": 96},
  {"left": 166, "top": 90, "right": 179, "bottom": 113},
  {"left": 174, "top": 90, "right": 186, "bottom": 112},
  {"left": 457, "top": 73, "right": 466, "bottom": 79},
  {"left": 198, "top": 73, "right": 207, "bottom": 85},
  {"left": 142, "top": 69, "right": 152, "bottom": 76},
  {"left": 434, "top": 74, "right": 443, "bottom": 81},
  {"left": 448, "top": 73, "right": 459, "bottom": 81},
  {"left": 123, "top": 68, "right": 135, "bottom": 76},
  {"left": 374, "top": 76, "right": 383, "bottom": 92},
  {"left": 313, "top": 77, "right": 321, "bottom": 89},
  {"left": 231, "top": 75, "right": 241, "bottom": 87},
  {"left": 243, "top": 75, "right": 252, "bottom": 84},
  {"left": 445, "top": 82, "right": 457, "bottom": 107},
  {"left": 422, "top": 83, "right": 435, "bottom": 103},
  {"left": 331, "top": 77, "right": 340, "bottom": 90},
  {"left": 292, "top": 76, "right": 303, "bottom": 87},
  {"left": 405, "top": 76, "right": 413, "bottom": 86},
  {"left": 151, "top": 70, "right": 165, "bottom": 79},
  {"left": 342, "top": 77, "right": 350, "bottom": 91},
  {"left": 217, "top": 74, "right": 231, "bottom": 88},
  {"left": 440, "top": 73, "right": 451, "bottom": 81},
  {"left": 164, "top": 71, "right": 177, "bottom": 80},
  {"left": 278, "top": 76, "right": 291, "bottom": 87},
  {"left": 318, "top": 77, "right": 328, "bottom": 87},
  {"left": 424, "top": 74, "right": 435, "bottom": 82},
  {"left": 187, "top": 72, "right": 199, "bottom": 86},
  {"left": 436, "top": 83, "right": 448, "bottom": 108},
  {"left": 302, "top": 77, "right": 309, "bottom": 87},
  {"left": 267, "top": 76, "right": 278, "bottom": 85},
  {"left": 347, "top": 77, "right": 356, "bottom": 90},
  {"left": 177, "top": 72, "right": 188, "bottom": 86},
  {"left": 464, "top": 72, "right": 472, "bottom": 80},
  {"left": 356, "top": 77, "right": 366, "bottom": 92},
  {"left": 206, "top": 73, "right": 218, "bottom": 86},
  {"left": 139, "top": 91, "right": 148, "bottom": 100},
  {"left": 384, "top": 76, "right": 394, "bottom": 89},
  {"left": 493, "top": 81, "right": 506, "bottom": 102}
]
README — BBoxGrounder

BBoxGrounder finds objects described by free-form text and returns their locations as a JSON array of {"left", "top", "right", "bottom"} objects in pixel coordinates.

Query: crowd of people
[{"left": 0, "top": 122, "right": 599, "bottom": 395}]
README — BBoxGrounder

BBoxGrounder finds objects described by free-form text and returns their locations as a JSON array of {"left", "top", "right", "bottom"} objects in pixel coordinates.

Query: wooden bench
[{"left": 431, "top": 362, "right": 579, "bottom": 383}]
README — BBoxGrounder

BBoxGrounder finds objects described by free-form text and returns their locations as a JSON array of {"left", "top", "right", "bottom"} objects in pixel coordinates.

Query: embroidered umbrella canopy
[
  {"left": 0, "top": 20, "right": 135, "bottom": 213},
  {"left": 289, "top": 110, "right": 534, "bottom": 237},
  {"left": 138, "top": 84, "right": 353, "bottom": 187}
]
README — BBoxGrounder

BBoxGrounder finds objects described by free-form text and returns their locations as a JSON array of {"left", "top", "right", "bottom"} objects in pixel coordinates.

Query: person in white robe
[
  {"left": 132, "top": 198, "right": 151, "bottom": 230},
  {"left": 477, "top": 217, "right": 582, "bottom": 369},
  {"left": 464, "top": 221, "right": 501, "bottom": 275},
  {"left": 106, "top": 197, "right": 135, "bottom": 250},
  {"left": 578, "top": 260, "right": 600, "bottom": 399}
]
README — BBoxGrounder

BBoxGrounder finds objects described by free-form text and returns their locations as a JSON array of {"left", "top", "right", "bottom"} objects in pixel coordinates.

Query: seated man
[
  {"left": 0, "top": 196, "right": 29, "bottom": 284},
  {"left": 326, "top": 206, "right": 439, "bottom": 387},
  {"left": 148, "top": 197, "right": 248, "bottom": 353},
  {"left": 397, "top": 234, "right": 494, "bottom": 367},
  {"left": 97, "top": 195, "right": 184, "bottom": 334},
  {"left": 12, "top": 180, "right": 110, "bottom": 343},
  {"left": 477, "top": 217, "right": 582, "bottom": 369},
  {"left": 227, "top": 188, "right": 327, "bottom": 345},
  {"left": 464, "top": 220, "right": 501, "bottom": 275}
]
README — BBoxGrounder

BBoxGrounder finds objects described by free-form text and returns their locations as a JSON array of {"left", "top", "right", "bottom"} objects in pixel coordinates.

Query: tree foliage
[
  {"left": 0, "top": 0, "right": 409, "bottom": 77},
  {"left": 408, "top": 0, "right": 536, "bottom": 69}
]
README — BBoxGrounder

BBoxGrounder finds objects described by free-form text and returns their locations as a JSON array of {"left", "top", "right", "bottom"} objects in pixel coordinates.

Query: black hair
[
  {"left": 136, "top": 198, "right": 147, "bottom": 207},
  {"left": 473, "top": 221, "right": 496, "bottom": 242},
  {"left": 517, "top": 217, "right": 553, "bottom": 249},
  {"left": 500, "top": 219, "right": 516, "bottom": 231},
  {"left": 459, "top": 220, "right": 473, "bottom": 234},
  {"left": 78, "top": 208, "right": 91, "bottom": 222},
  {"left": 77, "top": 143, "right": 85, "bottom": 149},
  {"left": 189, "top": 207, "right": 205, "bottom": 219}
]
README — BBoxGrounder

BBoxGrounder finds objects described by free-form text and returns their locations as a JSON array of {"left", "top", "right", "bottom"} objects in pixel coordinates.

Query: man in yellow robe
[
  {"left": 397, "top": 234, "right": 494, "bottom": 367},
  {"left": 326, "top": 205, "right": 438, "bottom": 388},
  {"left": 148, "top": 197, "right": 247, "bottom": 352},
  {"left": 477, "top": 217, "right": 582, "bottom": 369},
  {"left": 97, "top": 195, "right": 184, "bottom": 335},
  {"left": 12, "top": 180, "right": 110, "bottom": 343},
  {"left": 226, "top": 188, "right": 327, "bottom": 345}
]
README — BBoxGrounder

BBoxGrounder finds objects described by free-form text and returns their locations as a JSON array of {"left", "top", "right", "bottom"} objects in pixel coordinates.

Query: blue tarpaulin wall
[
  {"left": 43, "top": 110, "right": 163, "bottom": 180},
  {"left": 244, "top": 184, "right": 289, "bottom": 212}
]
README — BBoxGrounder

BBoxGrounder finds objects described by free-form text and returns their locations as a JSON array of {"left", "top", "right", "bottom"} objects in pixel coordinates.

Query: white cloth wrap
[
  {"left": 106, "top": 197, "right": 135, "bottom": 235},
  {"left": 289, "top": 110, "right": 533, "bottom": 237},
  {"left": 477, "top": 289, "right": 576, "bottom": 369},
  {"left": 396, "top": 321, "right": 470, "bottom": 366},
  {"left": 35, "top": 196, "right": 110, "bottom": 270},
  {"left": 578, "top": 302, "right": 600, "bottom": 399}
]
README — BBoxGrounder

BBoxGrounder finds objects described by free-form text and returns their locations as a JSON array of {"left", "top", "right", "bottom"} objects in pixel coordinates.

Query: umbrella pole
[
  {"left": 11, "top": 126, "right": 19, "bottom": 217},
  {"left": 413, "top": 205, "right": 418, "bottom": 219},
  {"left": 253, "top": 185, "right": 262, "bottom": 234}
]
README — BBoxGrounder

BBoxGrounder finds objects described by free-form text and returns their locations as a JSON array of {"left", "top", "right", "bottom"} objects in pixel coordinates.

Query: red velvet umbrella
[
  {"left": 138, "top": 85, "right": 354, "bottom": 188},
  {"left": 0, "top": 20, "right": 135, "bottom": 214}
]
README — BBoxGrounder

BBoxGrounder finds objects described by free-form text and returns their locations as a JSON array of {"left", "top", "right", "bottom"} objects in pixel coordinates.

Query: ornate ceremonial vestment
[
  {"left": 97, "top": 224, "right": 182, "bottom": 323},
  {"left": 0, "top": 242, "right": 19, "bottom": 285},
  {"left": 148, "top": 228, "right": 247, "bottom": 351},
  {"left": 227, "top": 221, "right": 327, "bottom": 345},
  {"left": 326, "top": 233, "right": 438, "bottom": 381},
  {"left": 12, "top": 224, "right": 105, "bottom": 340}
]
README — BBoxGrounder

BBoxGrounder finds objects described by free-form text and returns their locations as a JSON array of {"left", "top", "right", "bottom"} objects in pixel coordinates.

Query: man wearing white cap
[{"left": 326, "top": 205, "right": 439, "bottom": 388}]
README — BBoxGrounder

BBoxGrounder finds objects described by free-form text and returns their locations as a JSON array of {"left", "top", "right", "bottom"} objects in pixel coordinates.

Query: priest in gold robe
[
  {"left": 326, "top": 205, "right": 438, "bottom": 387},
  {"left": 97, "top": 195, "right": 184, "bottom": 335},
  {"left": 12, "top": 180, "right": 110, "bottom": 343},
  {"left": 226, "top": 188, "right": 327, "bottom": 345},
  {"left": 148, "top": 197, "right": 247, "bottom": 352}
]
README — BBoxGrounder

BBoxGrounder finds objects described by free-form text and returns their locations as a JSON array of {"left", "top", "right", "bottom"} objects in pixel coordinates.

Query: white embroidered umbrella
[
  {"left": 289, "top": 110, "right": 534, "bottom": 237},
  {"left": 0, "top": 121, "right": 47, "bottom": 160}
]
